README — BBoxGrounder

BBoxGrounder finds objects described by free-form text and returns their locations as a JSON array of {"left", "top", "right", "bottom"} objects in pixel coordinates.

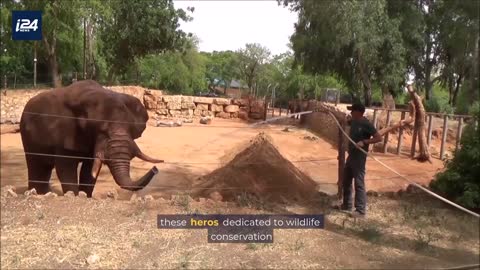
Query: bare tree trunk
[{"left": 407, "top": 85, "right": 431, "bottom": 163}]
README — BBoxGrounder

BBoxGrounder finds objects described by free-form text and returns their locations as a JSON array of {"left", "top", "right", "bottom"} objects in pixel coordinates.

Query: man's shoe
[
  {"left": 349, "top": 210, "right": 366, "bottom": 218},
  {"left": 332, "top": 204, "right": 353, "bottom": 213}
]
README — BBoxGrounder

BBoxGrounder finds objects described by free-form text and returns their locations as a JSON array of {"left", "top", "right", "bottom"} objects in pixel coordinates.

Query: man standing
[{"left": 337, "top": 103, "right": 382, "bottom": 218}]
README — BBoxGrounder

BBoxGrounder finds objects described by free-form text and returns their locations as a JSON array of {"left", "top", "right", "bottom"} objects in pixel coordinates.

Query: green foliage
[
  {"left": 237, "top": 43, "right": 271, "bottom": 91},
  {"left": 424, "top": 83, "right": 454, "bottom": 114},
  {"left": 202, "top": 50, "right": 240, "bottom": 91},
  {"left": 99, "top": 0, "right": 192, "bottom": 79},
  {"left": 281, "top": 0, "right": 406, "bottom": 105},
  {"left": 430, "top": 110, "right": 480, "bottom": 209},
  {"left": 136, "top": 47, "right": 206, "bottom": 94}
]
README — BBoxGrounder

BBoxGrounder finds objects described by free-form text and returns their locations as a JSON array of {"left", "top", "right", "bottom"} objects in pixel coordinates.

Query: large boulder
[
  {"left": 214, "top": 98, "right": 231, "bottom": 105},
  {"left": 196, "top": 104, "right": 209, "bottom": 111},
  {"left": 193, "top": 97, "right": 214, "bottom": 104},
  {"left": 181, "top": 102, "right": 196, "bottom": 110},
  {"left": 169, "top": 110, "right": 181, "bottom": 116},
  {"left": 210, "top": 104, "right": 224, "bottom": 112},
  {"left": 216, "top": 112, "right": 231, "bottom": 119},
  {"left": 233, "top": 99, "right": 248, "bottom": 106},
  {"left": 224, "top": 105, "right": 239, "bottom": 113}
]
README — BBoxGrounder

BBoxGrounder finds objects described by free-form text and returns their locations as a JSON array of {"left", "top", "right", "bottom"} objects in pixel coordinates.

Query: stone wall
[
  {"left": 143, "top": 91, "right": 254, "bottom": 120},
  {"left": 0, "top": 86, "right": 265, "bottom": 124}
]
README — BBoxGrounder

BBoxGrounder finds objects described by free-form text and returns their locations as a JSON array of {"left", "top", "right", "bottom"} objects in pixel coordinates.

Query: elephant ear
[
  {"left": 115, "top": 92, "right": 149, "bottom": 139},
  {"left": 62, "top": 81, "right": 134, "bottom": 148}
]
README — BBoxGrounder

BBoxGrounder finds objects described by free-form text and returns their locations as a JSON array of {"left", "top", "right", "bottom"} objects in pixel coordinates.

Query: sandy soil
[
  {"left": 1, "top": 118, "right": 444, "bottom": 200},
  {"left": 1, "top": 190, "right": 478, "bottom": 269},
  {"left": 1, "top": 117, "right": 478, "bottom": 269}
]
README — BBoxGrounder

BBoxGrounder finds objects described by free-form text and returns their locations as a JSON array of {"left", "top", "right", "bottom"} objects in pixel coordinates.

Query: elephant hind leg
[
  {"left": 79, "top": 159, "right": 96, "bottom": 198},
  {"left": 55, "top": 158, "right": 80, "bottom": 195},
  {"left": 26, "top": 155, "right": 54, "bottom": 194}
]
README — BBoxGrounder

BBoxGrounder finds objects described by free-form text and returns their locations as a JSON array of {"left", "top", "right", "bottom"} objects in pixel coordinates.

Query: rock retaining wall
[{"left": 1, "top": 85, "right": 265, "bottom": 124}]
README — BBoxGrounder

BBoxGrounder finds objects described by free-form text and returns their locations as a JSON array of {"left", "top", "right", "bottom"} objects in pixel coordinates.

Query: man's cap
[{"left": 347, "top": 103, "right": 366, "bottom": 113}]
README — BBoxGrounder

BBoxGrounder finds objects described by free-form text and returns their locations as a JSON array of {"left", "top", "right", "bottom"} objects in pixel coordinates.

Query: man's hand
[{"left": 356, "top": 140, "right": 365, "bottom": 148}]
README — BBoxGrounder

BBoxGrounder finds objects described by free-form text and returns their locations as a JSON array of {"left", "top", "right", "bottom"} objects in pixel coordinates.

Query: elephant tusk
[
  {"left": 92, "top": 157, "right": 103, "bottom": 182},
  {"left": 133, "top": 141, "right": 164, "bottom": 164}
]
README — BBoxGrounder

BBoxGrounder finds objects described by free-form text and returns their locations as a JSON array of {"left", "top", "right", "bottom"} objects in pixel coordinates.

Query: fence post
[
  {"left": 397, "top": 111, "right": 406, "bottom": 155},
  {"left": 455, "top": 117, "right": 463, "bottom": 153},
  {"left": 337, "top": 119, "right": 346, "bottom": 201},
  {"left": 427, "top": 114, "right": 433, "bottom": 146},
  {"left": 263, "top": 99, "right": 267, "bottom": 121},
  {"left": 440, "top": 114, "right": 448, "bottom": 159},
  {"left": 383, "top": 110, "right": 391, "bottom": 153},
  {"left": 372, "top": 109, "right": 378, "bottom": 129}
]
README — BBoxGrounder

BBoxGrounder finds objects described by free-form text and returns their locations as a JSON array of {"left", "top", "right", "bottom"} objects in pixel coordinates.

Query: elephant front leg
[
  {"left": 55, "top": 158, "right": 79, "bottom": 195},
  {"left": 79, "top": 159, "right": 97, "bottom": 197},
  {"left": 25, "top": 155, "right": 54, "bottom": 195}
]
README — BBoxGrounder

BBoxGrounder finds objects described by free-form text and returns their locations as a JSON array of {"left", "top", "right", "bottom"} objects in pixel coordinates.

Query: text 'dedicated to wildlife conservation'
[{"left": 157, "top": 214, "right": 324, "bottom": 243}]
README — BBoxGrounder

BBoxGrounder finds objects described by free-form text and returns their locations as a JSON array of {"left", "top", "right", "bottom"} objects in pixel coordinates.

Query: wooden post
[
  {"left": 427, "top": 114, "right": 433, "bottom": 146},
  {"left": 455, "top": 117, "right": 463, "bottom": 153},
  {"left": 397, "top": 111, "right": 406, "bottom": 155},
  {"left": 263, "top": 100, "right": 267, "bottom": 121},
  {"left": 383, "top": 110, "right": 391, "bottom": 153},
  {"left": 372, "top": 109, "right": 378, "bottom": 129},
  {"left": 337, "top": 120, "right": 346, "bottom": 200},
  {"left": 271, "top": 107, "right": 274, "bottom": 117},
  {"left": 440, "top": 114, "right": 448, "bottom": 159},
  {"left": 411, "top": 128, "right": 418, "bottom": 158}
]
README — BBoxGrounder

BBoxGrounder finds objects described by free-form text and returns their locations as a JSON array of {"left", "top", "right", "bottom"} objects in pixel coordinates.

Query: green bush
[
  {"left": 429, "top": 108, "right": 480, "bottom": 209},
  {"left": 424, "top": 83, "right": 454, "bottom": 114}
]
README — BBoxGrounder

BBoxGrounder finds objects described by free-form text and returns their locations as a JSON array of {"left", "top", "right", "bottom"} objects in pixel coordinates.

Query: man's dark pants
[{"left": 342, "top": 154, "right": 367, "bottom": 214}]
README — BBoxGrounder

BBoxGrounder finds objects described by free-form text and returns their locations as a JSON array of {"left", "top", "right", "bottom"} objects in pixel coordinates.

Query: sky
[{"left": 173, "top": 0, "right": 298, "bottom": 56}]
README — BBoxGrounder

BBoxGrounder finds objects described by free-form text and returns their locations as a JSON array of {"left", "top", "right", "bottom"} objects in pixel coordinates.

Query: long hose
[{"left": 324, "top": 110, "right": 479, "bottom": 218}]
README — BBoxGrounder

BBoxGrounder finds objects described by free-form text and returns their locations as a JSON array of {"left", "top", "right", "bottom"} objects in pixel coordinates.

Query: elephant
[{"left": 19, "top": 80, "right": 163, "bottom": 197}]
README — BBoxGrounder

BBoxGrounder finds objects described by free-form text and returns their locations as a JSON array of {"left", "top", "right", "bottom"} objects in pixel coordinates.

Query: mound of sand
[{"left": 192, "top": 132, "right": 319, "bottom": 203}]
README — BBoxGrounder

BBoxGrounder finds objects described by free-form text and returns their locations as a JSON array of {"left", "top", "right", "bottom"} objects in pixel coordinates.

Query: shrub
[
  {"left": 429, "top": 108, "right": 480, "bottom": 209},
  {"left": 424, "top": 84, "right": 454, "bottom": 114}
]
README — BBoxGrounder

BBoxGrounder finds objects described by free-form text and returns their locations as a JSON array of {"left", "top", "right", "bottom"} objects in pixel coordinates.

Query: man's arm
[{"left": 363, "top": 131, "right": 382, "bottom": 145}]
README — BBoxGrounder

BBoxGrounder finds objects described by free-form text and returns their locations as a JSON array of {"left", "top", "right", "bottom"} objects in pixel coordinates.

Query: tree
[
  {"left": 437, "top": 0, "right": 479, "bottom": 106},
  {"left": 203, "top": 50, "right": 240, "bottom": 93},
  {"left": 237, "top": 43, "right": 271, "bottom": 93},
  {"left": 281, "top": 0, "right": 406, "bottom": 106},
  {"left": 99, "top": 0, "right": 192, "bottom": 83},
  {"left": 430, "top": 107, "right": 480, "bottom": 208},
  {"left": 386, "top": 0, "right": 445, "bottom": 101},
  {"left": 20, "top": 0, "right": 84, "bottom": 87}
]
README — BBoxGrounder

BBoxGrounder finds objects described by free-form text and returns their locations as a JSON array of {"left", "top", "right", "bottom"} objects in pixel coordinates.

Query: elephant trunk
[
  {"left": 106, "top": 137, "right": 158, "bottom": 191},
  {"left": 108, "top": 159, "right": 157, "bottom": 191}
]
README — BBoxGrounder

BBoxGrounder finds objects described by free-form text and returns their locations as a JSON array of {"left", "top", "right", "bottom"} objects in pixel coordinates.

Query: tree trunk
[
  {"left": 49, "top": 54, "right": 61, "bottom": 88},
  {"left": 357, "top": 49, "right": 372, "bottom": 106},
  {"left": 452, "top": 74, "right": 463, "bottom": 106},
  {"left": 469, "top": 34, "right": 479, "bottom": 105},
  {"left": 363, "top": 83, "right": 372, "bottom": 107},
  {"left": 407, "top": 85, "right": 431, "bottom": 163}
]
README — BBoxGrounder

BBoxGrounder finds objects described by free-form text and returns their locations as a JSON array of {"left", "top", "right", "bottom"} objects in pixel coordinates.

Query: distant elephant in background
[{"left": 20, "top": 80, "right": 163, "bottom": 197}]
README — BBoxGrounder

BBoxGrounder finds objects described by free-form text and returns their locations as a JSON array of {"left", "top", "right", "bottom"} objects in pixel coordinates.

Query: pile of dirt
[{"left": 192, "top": 132, "right": 319, "bottom": 203}]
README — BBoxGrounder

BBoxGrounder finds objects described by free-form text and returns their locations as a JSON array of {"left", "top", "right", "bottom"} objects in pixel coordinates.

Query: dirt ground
[
  {"left": 1, "top": 117, "right": 478, "bottom": 269},
  {"left": 0, "top": 118, "right": 445, "bottom": 199}
]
